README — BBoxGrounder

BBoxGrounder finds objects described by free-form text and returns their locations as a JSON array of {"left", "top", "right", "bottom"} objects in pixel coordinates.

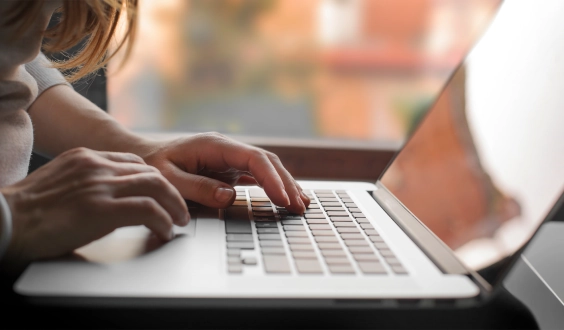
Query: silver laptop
[{"left": 14, "top": 0, "right": 564, "bottom": 303}]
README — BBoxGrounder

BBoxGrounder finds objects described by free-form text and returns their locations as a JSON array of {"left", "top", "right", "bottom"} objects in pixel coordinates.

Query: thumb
[{"left": 164, "top": 164, "right": 235, "bottom": 208}]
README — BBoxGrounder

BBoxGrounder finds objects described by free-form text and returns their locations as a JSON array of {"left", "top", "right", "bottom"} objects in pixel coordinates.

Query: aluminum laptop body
[{"left": 14, "top": 0, "right": 564, "bottom": 305}]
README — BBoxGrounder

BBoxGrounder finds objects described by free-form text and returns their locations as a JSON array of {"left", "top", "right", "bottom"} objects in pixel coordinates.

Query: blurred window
[{"left": 108, "top": 0, "right": 501, "bottom": 144}]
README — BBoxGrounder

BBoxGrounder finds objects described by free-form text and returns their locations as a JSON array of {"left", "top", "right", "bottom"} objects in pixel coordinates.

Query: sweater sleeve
[{"left": 25, "top": 52, "right": 71, "bottom": 97}]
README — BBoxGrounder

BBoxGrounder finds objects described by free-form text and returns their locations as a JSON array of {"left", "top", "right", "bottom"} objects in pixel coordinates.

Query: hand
[
  {"left": 136, "top": 133, "right": 310, "bottom": 213},
  {"left": 0, "top": 148, "right": 188, "bottom": 272}
]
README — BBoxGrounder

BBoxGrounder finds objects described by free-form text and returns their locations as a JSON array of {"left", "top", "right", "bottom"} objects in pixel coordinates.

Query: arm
[{"left": 28, "top": 84, "right": 309, "bottom": 212}]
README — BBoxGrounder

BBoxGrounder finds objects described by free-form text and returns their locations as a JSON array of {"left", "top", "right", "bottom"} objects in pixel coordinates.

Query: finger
[
  {"left": 163, "top": 163, "right": 236, "bottom": 209},
  {"left": 110, "top": 173, "right": 189, "bottom": 226},
  {"left": 265, "top": 152, "right": 307, "bottom": 214},
  {"left": 107, "top": 162, "right": 161, "bottom": 176},
  {"left": 94, "top": 151, "right": 146, "bottom": 164},
  {"left": 111, "top": 197, "right": 175, "bottom": 241},
  {"left": 236, "top": 175, "right": 258, "bottom": 186},
  {"left": 198, "top": 141, "right": 290, "bottom": 208}
]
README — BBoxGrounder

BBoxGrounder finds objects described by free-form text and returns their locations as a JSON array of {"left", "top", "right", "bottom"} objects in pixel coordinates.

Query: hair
[{"left": 4, "top": 0, "right": 138, "bottom": 82}]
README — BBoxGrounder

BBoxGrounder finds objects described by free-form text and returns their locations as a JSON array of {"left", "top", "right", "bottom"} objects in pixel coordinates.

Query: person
[{"left": 0, "top": 0, "right": 309, "bottom": 275}]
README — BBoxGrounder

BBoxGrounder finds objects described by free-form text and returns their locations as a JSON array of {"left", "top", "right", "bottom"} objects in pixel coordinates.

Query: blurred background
[{"left": 107, "top": 0, "right": 502, "bottom": 145}]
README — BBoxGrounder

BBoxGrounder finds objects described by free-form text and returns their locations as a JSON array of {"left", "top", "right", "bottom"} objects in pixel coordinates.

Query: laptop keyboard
[{"left": 225, "top": 189, "right": 408, "bottom": 276}]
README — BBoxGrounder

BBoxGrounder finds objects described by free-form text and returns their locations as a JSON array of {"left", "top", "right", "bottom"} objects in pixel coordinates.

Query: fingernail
[
  {"left": 215, "top": 187, "right": 234, "bottom": 203},
  {"left": 169, "top": 228, "right": 175, "bottom": 240}
]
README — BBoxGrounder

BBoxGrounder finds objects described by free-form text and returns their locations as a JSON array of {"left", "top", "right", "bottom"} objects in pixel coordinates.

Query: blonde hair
[{"left": 5, "top": 0, "right": 137, "bottom": 82}]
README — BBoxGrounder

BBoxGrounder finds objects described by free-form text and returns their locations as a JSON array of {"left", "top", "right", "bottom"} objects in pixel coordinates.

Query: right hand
[{"left": 0, "top": 147, "right": 189, "bottom": 272}]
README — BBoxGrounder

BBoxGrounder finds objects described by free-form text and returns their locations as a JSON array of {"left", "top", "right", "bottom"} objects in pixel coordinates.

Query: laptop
[{"left": 13, "top": 0, "right": 564, "bottom": 305}]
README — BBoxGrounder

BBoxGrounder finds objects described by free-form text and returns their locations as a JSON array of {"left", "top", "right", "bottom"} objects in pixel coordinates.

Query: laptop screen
[{"left": 380, "top": 0, "right": 564, "bottom": 285}]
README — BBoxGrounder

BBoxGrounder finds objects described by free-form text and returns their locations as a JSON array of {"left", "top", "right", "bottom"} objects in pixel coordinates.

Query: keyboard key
[
  {"left": 295, "top": 259, "right": 323, "bottom": 274},
  {"left": 364, "top": 229, "right": 379, "bottom": 236},
  {"left": 330, "top": 216, "right": 353, "bottom": 222},
  {"left": 327, "top": 211, "right": 349, "bottom": 217},
  {"left": 225, "top": 206, "right": 251, "bottom": 234},
  {"left": 289, "top": 244, "right": 314, "bottom": 251},
  {"left": 344, "top": 240, "right": 370, "bottom": 247},
  {"left": 305, "top": 218, "right": 329, "bottom": 224},
  {"left": 358, "top": 262, "right": 386, "bottom": 274},
  {"left": 337, "top": 227, "right": 361, "bottom": 233},
  {"left": 391, "top": 265, "right": 408, "bottom": 274},
  {"left": 309, "top": 224, "right": 332, "bottom": 231},
  {"left": 287, "top": 237, "right": 312, "bottom": 244},
  {"left": 251, "top": 197, "right": 270, "bottom": 202},
  {"left": 263, "top": 255, "right": 291, "bottom": 274},
  {"left": 227, "top": 257, "right": 241, "bottom": 265},
  {"left": 360, "top": 223, "right": 375, "bottom": 230},
  {"left": 328, "top": 264, "right": 355, "bottom": 274},
  {"left": 356, "top": 218, "right": 370, "bottom": 223},
  {"left": 281, "top": 220, "right": 303, "bottom": 225},
  {"left": 333, "top": 222, "right": 357, "bottom": 228},
  {"left": 253, "top": 206, "right": 274, "bottom": 212},
  {"left": 348, "top": 246, "right": 373, "bottom": 254},
  {"left": 285, "top": 231, "right": 308, "bottom": 237},
  {"left": 252, "top": 201, "right": 272, "bottom": 207},
  {"left": 256, "top": 222, "right": 278, "bottom": 228},
  {"left": 353, "top": 213, "right": 367, "bottom": 218},
  {"left": 257, "top": 228, "right": 279, "bottom": 234},
  {"left": 232, "top": 200, "right": 248, "bottom": 206},
  {"left": 311, "top": 230, "right": 335, "bottom": 236},
  {"left": 353, "top": 254, "right": 379, "bottom": 261},
  {"left": 260, "top": 241, "right": 284, "bottom": 247},
  {"left": 258, "top": 234, "right": 282, "bottom": 240},
  {"left": 340, "top": 233, "right": 365, "bottom": 240},
  {"left": 379, "top": 249, "right": 395, "bottom": 257},
  {"left": 226, "top": 234, "right": 253, "bottom": 241},
  {"left": 317, "top": 243, "right": 342, "bottom": 250},
  {"left": 261, "top": 247, "right": 286, "bottom": 255},
  {"left": 228, "top": 264, "right": 243, "bottom": 274},
  {"left": 345, "top": 202, "right": 358, "bottom": 208},
  {"left": 234, "top": 196, "right": 247, "bottom": 201},
  {"left": 306, "top": 204, "right": 320, "bottom": 209},
  {"left": 316, "top": 193, "right": 335, "bottom": 198},
  {"left": 304, "top": 213, "right": 326, "bottom": 219},
  {"left": 348, "top": 208, "right": 362, "bottom": 213},
  {"left": 323, "top": 206, "right": 344, "bottom": 211},
  {"left": 227, "top": 242, "right": 254, "bottom": 249},
  {"left": 319, "top": 197, "right": 338, "bottom": 202},
  {"left": 253, "top": 211, "right": 274, "bottom": 217},
  {"left": 384, "top": 257, "right": 401, "bottom": 265},
  {"left": 324, "top": 257, "right": 350, "bottom": 265},
  {"left": 321, "top": 250, "right": 347, "bottom": 257},
  {"left": 314, "top": 190, "right": 334, "bottom": 194},
  {"left": 374, "top": 242, "right": 389, "bottom": 249},
  {"left": 292, "top": 251, "right": 317, "bottom": 259},
  {"left": 283, "top": 225, "right": 306, "bottom": 231},
  {"left": 369, "top": 236, "right": 384, "bottom": 243},
  {"left": 305, "top": 209, "right": 323, "bottom": 214},
  {"left": 242, "top": 257, "right": 258, "bottom": 265},
  {"left": 315, "top": 236, "right": 339, "bottom": 243},
  {"left": 226, "top": 249, "right": 241, "bottom": 257},
  {"left": 321, "top": 202, "right": 341, "bottom": 207},
  {"left": 253, "top": 217, "right": 276, "bottom": 222},
  {"left": 280, "top": 215, "right": 301, "bottom": 220},
  {"left": 340, "top": 198, "right": 354, "bottom": 203}
]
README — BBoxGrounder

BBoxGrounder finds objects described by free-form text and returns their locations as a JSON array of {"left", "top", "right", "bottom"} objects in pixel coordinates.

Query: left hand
[{"left": 135, "top": 133, "right": 310, "bottom": 214}]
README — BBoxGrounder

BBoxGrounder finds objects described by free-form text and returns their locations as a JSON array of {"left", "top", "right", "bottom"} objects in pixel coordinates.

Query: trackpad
[{"left": 74, "top": 212, "right": 197, "bottom": 264}]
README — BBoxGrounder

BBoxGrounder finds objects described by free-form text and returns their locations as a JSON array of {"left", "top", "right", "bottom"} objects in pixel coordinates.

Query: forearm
[{"left": 28, "top": 85, "right": 154, "bottom": 158}]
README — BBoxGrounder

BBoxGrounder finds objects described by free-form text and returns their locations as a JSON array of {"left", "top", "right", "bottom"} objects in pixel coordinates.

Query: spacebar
[{"left": 224, "top": 206, "right": 252, "bottom": 234}]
